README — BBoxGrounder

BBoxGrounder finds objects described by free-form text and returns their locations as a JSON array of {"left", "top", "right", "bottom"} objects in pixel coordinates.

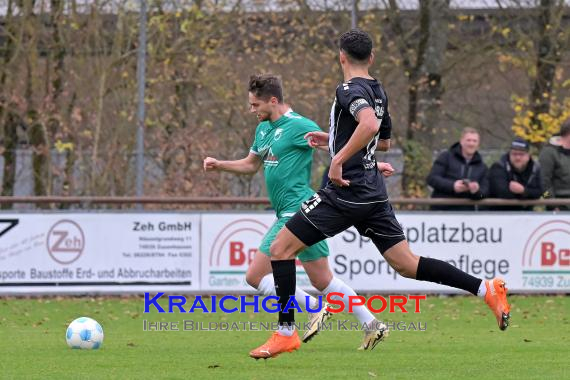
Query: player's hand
[
  {"left": 203, "top": 157, "right": 219, "bottom": 172},
  {"left": 453, "top": 180, "right": 469, "bottom": 193},
  {"left": 304, "top": 131, "right": 329, "bottom": 148},
  {"left": 468, "top": 181, "right": 480, "bottom": 194},
  {"left": 329, "top": 158, "right": 350, "bottom": 187},
  {"left": 377, "top": 162, "right": 395, "bottom": 177},
  {"left": 509, "top": 181, "right": 525, "bottom": 194}
]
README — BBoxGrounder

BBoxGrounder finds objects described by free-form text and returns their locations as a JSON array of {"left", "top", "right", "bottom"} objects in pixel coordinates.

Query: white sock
[
  {"left": 277, "top": 324, "right": 295, "bottom": 336},
  {"left": 477, "top": 280, "right": 487, "bottom": 297},
  {"left": 322, "top": 277, "right": 376, "bottom": 325},
  {"left": 257, "top": 274, "right": 318, "bottom": 311}
]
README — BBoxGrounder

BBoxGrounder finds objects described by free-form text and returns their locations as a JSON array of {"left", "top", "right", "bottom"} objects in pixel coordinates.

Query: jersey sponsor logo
[
  {"left": 258, "top": 145, "right": 270, "bottom": 158},
  {"left": 363, "top": 161, "right": 376, "bottom": 170},
  {"left": 264, "top": 148, "right": 279, "bottom": 167}
]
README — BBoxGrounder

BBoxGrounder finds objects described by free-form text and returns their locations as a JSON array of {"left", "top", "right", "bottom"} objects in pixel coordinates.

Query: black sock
[
  {"left": 416, "top": 256, "right": 482, "bottom": 295},
  {"left": 271, "top": 260, "right": 296, "bottom": 326}
]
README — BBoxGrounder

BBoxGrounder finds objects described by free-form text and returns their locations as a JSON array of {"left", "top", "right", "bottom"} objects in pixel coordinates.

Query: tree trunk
[
  {"left": 1, "top": 111, "right": 19, "bottom": 208},
  {"left": 0, "top": 0, "right": 16, "bottom": 207},
  {"left": 389, "top": 0, "right": 450, "bottom": 196},
  {"left": 415, "top": 0, "right": 449, "bottom": 149},
  {"left": 30, "top": 112, "right": 47, "bottom": 199},
  {"left": 530, "top": 0, "right": 563, "bottom": 128}
]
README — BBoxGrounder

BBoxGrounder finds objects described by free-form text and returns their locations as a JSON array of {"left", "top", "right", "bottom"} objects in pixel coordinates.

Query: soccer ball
[{"left": 66, "top": 317, "right": 104, "bottom": 349}]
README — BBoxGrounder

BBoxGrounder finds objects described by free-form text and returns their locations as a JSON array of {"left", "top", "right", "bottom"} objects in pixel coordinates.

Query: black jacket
[
  {"left": 539, "top": 144, "right": 570, "bottom": 198},
  {"left": 488, "top": 153, "right": 543, "bottom": 211},
  {"left": 427, "top": 142, "right": 489, "bottom": 210}
]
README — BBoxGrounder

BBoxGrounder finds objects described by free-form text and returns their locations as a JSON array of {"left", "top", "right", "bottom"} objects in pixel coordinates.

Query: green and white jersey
[{"left": 250, "top": 109, "right": 321, "bottom": 218}]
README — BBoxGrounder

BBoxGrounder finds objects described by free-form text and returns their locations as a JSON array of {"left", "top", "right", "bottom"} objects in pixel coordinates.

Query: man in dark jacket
[
  {"left": 427, "top": 127, "right": 488, "bottom": 210},
  {"left": 539, "top": 119, "right": 570, "bottom": 210},
  {"left": 488, "top": 137, "right": 542, "bottom": 211}
]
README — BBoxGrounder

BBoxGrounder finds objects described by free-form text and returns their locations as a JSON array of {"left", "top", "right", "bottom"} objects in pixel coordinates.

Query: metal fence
[{"left": 1, "top": 196, "right": 569, "bottom": 210}]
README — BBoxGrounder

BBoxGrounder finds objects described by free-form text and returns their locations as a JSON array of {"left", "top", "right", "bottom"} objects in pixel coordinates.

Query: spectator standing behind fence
[
  {"left": 488, "top": 137, "right": 542, "bottom": 211},
  {"left": 539, "top": 119, "right": 570, "bottom": 210},
  {"left": 426, "top": 127, "right": 488, "bottom": 210}
]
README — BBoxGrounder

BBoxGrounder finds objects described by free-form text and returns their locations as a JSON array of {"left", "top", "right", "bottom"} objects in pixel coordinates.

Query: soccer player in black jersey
[{"left": 249, "top": 29, "right": 511, "bottom": 360}]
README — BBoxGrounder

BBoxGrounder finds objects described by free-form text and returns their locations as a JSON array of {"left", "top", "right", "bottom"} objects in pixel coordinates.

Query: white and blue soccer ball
[{"left": 66, "top": 317, "right": 104, "bottom": 350}]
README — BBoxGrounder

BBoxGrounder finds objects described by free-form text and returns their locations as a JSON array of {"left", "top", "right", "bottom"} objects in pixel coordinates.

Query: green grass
[{"left": 0, "top": 295, "right": 568, "bottom": 379}]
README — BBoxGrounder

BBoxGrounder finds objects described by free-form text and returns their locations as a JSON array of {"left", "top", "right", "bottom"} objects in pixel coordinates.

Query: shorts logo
[{"left": 302, "top": 194, "right": 322, "bottom": 214}]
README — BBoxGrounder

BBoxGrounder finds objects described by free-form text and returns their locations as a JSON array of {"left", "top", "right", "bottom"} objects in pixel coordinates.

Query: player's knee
[
  {"left": 269, "top": 240, "right": 293, "bottom": 260},
  {"left": 310, "top": 278, "right": 328, "bottom": 292},
  {"left": 309, "top": 273, "right": 333, "bottom": 292},
  {"left": 389, "top": 261, "right": 412, "bottom": 278}
]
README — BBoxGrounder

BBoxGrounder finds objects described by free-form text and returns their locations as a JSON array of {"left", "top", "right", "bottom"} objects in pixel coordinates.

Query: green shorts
[{"left": 259, "top": 217, "right": 329, "bottom": 262}]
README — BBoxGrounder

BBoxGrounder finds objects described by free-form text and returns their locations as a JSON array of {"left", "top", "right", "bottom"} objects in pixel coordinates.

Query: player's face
[
  {"left": 248, "top": 93, "right": 274, "bottom": 122},
  {"left": 460, "top": 132, "right": 480, "bottom": 156},
  {"left": 509, "top": 150, "right": 530, "bottom": 171}
]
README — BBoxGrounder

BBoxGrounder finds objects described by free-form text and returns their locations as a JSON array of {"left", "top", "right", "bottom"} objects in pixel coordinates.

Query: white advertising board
[
  {"left": 0, "top": 212, "right": 567, "bottom": 295},
  {"left": 200, "top": 213, "right": 570, "bottom": 294},
  {"left": 200, "top": 214, "right": 314, "bottom": 292},
  {"left": 0, "top": 214, "right": 200, "bottom": 294}
]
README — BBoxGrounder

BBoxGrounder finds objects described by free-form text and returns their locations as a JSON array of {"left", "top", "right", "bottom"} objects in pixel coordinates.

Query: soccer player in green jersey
[{"left": 204, "top": 74, "right": 394, "bottom": 351}]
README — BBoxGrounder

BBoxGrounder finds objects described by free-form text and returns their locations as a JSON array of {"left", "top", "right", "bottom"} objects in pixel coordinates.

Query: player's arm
[
  {"left": 329, "top": 108, "right": 379, "bottom": 186},
  {"left": 304, "top": 131, "right": 329, "bottom": 148},
  {"left": 377, "top": 162, "right": 394, "bottom": 177},
  {"left": 376, "top": 113, "right": 392, "bottom": 151},
  {"left": 203, "top": 153, "right": 262, "bottom": 175},
  {"left": 377, "top": 139, "right": 390, "bottom": 151}
]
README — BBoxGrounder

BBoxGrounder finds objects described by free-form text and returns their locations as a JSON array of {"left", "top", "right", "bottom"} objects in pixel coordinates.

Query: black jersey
[{"left": 326, "top": 77, "right": 392, "bottom": 201}]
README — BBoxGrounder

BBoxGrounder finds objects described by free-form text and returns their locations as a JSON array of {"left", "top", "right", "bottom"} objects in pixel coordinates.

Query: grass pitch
[{"left": 0, "top": 295, "right": 568, "bottom": 379}]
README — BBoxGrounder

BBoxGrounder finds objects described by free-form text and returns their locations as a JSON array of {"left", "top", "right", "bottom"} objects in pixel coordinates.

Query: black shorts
[{"left": 286, "top": 188, "right": 406, "bottom": 254}]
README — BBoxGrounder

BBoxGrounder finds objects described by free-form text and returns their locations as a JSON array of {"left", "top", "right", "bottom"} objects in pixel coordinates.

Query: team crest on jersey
[
  {"left": 274, "top": 128, "right": 283, "bottom": 141},
  {"left": 375, "top": 105, "right": 384, "bottom": 118}
]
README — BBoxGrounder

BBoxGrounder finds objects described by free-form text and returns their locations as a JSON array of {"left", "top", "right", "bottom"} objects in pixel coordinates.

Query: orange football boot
[
  {"left": 484, "top": 278, "right": 511, "bottom": 331},
  {"left": 249, "top": 330, "right": 301, "bottom": 360}
]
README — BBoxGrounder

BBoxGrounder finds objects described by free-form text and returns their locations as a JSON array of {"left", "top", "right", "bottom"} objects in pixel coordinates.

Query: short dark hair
[
  {"left": 248, "top": 74, "right": 283, "bottom": 103},
  {"left": 339, "top": 29, "right": 373, "bottom": 63},
  {"left": 560, "top": 118, "right": 570, "bottom": 137}
]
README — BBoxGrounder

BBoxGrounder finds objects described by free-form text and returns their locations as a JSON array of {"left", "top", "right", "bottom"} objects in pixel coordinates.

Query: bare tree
[
  {"left": 385, "top": 0, "right": 450, "bottom": 196},
  {"left": 529, "top": 0, "right": 567, "bottom": 131}
]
